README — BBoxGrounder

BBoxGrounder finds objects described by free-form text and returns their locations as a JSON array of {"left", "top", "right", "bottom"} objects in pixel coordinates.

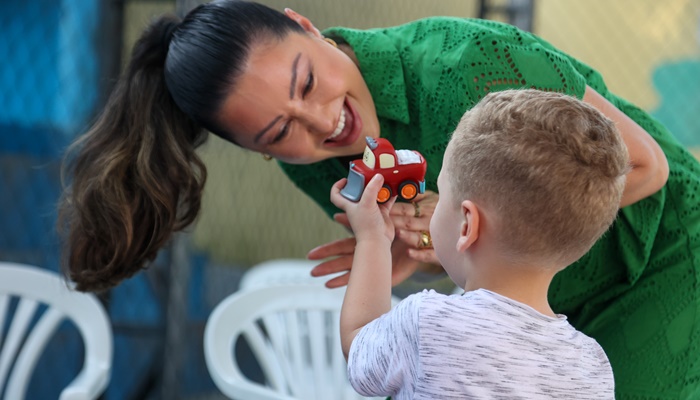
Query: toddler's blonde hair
[{"left": 447, "top": 89, "right": 630, "bottom": 267}]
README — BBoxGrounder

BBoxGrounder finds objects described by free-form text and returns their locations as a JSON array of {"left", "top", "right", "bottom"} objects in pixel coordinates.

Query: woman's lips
[{"left": 324, "top": 98, "right": 362, "bottom": 148}]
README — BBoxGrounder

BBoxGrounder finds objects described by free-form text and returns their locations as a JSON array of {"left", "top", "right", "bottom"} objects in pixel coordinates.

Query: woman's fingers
[
  {"left": 310, "top": 254, "right": 353, "bottom": 276},
  {"left": 324, "top": 273, "right": 351, "bottom": 288},
  {"left": 392, "top": 216, "right": 429, "bottom": 232},
  {"left": 307, "top": 237, "right": 356, "bottom": 259},
  {"left": 391, "top": 200, "right": 421, "bottom": 218},
  {"left": 309, "top": 255, "right": 353, "bottom": 288},
  {"left": 395, "top": 228, "right": 440, "bottom": 264},
  {"left": 395, "top": 228, "right": 431, "bottom": 248},
  {"left": 311, "top": 256, "right": 353, "bottom": 288},
  {"left": 333, "top": 213, "right": 351, "bottom": 229},
  {"left": 389, "top": 191, "right": 439, "bottom": 234},
  {"left": 407, "top": 248, "right": 440, "bottom": 265}
]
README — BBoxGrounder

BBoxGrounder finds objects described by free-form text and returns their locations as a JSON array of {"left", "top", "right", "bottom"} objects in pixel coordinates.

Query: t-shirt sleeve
[
  {"left": 463, "top": 23, "right": 587, "bottom": 104},
  {"left": 347, "top": 293, "right": 422, "bottom": 398}
]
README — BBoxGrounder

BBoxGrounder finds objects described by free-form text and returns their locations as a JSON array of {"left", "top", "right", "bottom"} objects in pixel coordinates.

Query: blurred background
[{"left": 1, "top": 0, "right": 698, "bottom": 398}]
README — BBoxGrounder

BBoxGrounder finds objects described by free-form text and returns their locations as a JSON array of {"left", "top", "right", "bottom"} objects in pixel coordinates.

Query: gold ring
[
  {"left": 418, "top": 231, "right": 432, "bottom": 249},
  {"left": 412, "top": 201, "right": 421, "bottom": 218}
]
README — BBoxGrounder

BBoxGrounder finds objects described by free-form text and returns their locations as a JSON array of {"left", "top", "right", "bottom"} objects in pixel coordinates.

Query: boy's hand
[
  {"left": 330, "top": 175, "right": 396, "bottom": 244},
  {"left": 336, "top": 190, "right": 441, "bottom": 266}
]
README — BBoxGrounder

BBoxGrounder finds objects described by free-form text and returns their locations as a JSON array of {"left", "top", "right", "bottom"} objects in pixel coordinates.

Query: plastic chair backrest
[
  {"left": 239, "top": 259, "right": 329, "bottom": 290},
  {"left": 0, "top": 262, "right": 112, "bottom": 400},
  {"left": 204, "top": 284, "right": 385, "bottom": 400}
]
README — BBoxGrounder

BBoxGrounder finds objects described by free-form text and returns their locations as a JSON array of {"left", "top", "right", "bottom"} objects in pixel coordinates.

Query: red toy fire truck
[{"left": 340, "top": 137, "right": 427, "bottom": 203}]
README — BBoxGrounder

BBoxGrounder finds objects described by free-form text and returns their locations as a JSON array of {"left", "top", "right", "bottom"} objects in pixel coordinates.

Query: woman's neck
[{"left": 338, "top": 43, "right": 360, "bottom": 68}]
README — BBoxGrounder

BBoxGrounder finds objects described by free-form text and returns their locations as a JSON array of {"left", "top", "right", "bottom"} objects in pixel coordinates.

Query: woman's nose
[{"left": 294, "top": 103, "right": 336, "bottom": 136}]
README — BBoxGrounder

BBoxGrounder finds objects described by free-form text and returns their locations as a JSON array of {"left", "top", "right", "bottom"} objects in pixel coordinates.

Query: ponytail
[
  {"left": 60, "top": 1, "right": 308, "bottom": 292},
  {"left": 59, "top": 15, "right": 207, "bottom": 292}
]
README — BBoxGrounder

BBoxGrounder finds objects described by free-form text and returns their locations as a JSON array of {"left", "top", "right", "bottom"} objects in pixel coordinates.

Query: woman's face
[{"left": 218, "top": 21, "right": 379, "bottom": 164}]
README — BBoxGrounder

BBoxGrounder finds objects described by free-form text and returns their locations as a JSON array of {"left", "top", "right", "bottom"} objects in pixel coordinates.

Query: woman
[{"left": 60, "top": 1, "right": 700, "bottom": 398}]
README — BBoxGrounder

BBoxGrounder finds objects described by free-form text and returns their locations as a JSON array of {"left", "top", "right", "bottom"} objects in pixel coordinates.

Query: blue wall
[
  {"left": 651, "top": 59, "right": 700, "bottom": 149},
  {"left": 0, "top": 0, "right": 98, "bottom": 138}
]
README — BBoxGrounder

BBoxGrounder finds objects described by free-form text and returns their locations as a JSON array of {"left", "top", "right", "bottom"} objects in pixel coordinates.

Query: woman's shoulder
[
  {"left": 327, "top": 17, "right": 528, "bottom": 46},
  {"left": 380, "top": 16, "right": 527, "bottom": 42}
]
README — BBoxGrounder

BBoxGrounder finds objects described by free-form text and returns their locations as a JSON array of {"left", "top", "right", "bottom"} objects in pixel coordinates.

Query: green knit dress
[{"left": 279, "top": 17, "right": 700, "bottom": 399}]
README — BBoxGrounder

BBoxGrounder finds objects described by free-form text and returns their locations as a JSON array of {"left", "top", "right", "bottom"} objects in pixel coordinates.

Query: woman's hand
[
  {"left": 310, "top": 189, "right": 445, "bottom": 288},
  {"left": 391, "top": 190, "right": 440, "bottom": 264},
  {"left": 334, "top": 190, "right": 441, "bottom": 264},
  {"left": 308, "top": 235, "right": 425, "bottom": 288}
]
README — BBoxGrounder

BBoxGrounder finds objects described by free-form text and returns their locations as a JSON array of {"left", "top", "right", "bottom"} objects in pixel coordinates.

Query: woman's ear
[
  {"left": 456, "top": 200, "right": 479, "bottom": 252},
  {"left": 284, "top": 8, "right": 322, "bottom": 38}
]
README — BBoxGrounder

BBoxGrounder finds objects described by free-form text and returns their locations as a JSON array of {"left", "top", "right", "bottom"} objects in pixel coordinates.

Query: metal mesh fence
[{"left": 2, "top": 0, "right": 698, "bottom": 399}]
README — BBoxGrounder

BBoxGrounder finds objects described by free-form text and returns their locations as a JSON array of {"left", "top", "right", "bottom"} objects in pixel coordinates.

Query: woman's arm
[{"left": 582, "top": 86, "right": 669, "bottom": 207}]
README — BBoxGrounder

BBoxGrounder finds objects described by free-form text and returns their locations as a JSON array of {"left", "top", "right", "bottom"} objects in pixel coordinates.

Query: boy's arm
[
  {"left": 583, "top": 86, "right": 669, "bottom": 207},
  {"left": 329, "top": 175, "right": 397, "bottom": 359},
  {"left": 340, "top": 235, "right": 393, "bottom": 358}
]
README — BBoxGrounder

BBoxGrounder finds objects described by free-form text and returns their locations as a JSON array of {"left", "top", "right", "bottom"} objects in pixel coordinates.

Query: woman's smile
[{"left": 324, "top": 98, "right": 362, "bottom": 148}]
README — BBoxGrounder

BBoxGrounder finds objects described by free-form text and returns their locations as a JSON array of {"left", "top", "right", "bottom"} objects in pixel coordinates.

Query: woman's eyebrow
[
  {"left": 254, "top": 116, "right": 282, "bottom": 144},
  {"left": 289, "top": 53, "right": 301, "bottom": 100},
  {"left": 289, "top": 52, "right": 301, "bottom": 99},
  {"left": 254, "top": 52, "right": 301, "bottom": 145}
]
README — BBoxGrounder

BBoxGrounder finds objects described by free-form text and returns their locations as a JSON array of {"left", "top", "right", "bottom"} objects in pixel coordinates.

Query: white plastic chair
[
  {"left": 0, "top": 262, "right": 113, "bottom": 400},
  {"left": 205, "top": 283, "right": 391, "bottom": 400},
  {"left": 239, "top": 259, "right": 332, "bottom": 291}
]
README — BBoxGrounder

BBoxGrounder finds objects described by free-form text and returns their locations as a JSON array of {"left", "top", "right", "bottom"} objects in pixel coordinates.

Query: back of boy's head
[{"left": 446, "top": 89, "right": 630, "bottom": 267}]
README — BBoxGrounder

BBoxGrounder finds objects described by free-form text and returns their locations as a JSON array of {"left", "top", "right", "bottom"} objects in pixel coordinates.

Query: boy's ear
[
  {"left": 456, "top": 200, "right": 479, "bottom": 252},
  {"left": 284, "top": 8, "right": 323, "bottom": 38}
]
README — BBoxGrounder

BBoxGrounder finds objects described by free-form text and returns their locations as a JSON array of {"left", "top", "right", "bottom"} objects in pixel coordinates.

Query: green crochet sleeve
[{"left": 456, "top": 19, "right": 587, "bottom": 104}]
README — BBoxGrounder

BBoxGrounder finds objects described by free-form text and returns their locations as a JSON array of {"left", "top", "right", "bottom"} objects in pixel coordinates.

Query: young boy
[{"left": 330, "top": 89, "right": 627, "bottom": 399}]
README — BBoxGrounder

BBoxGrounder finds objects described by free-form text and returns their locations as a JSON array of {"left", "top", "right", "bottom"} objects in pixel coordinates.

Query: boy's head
[{"left": 431, "top": 89, "right": 629, "bottom": 271}]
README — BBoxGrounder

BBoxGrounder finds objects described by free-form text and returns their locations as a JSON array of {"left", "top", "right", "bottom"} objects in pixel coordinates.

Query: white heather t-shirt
[{"left": 347, "top": 289, "right": 614, "bottom": 399}]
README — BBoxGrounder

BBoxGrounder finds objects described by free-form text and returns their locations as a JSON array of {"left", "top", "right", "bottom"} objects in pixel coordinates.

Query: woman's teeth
[{"left": 327, "top": 108, "right": 346, "bottom": 141}]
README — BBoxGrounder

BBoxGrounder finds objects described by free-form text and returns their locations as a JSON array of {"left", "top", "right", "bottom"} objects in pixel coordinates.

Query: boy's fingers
[
  {"left": 331, "top": 178, "right": 348, "bottom": 192},
  {"left": 360, "top": 174, "right": 384, "bottom": 204},
  {"left": 330, "top": 178, "right": 348, "bottom": 206}
]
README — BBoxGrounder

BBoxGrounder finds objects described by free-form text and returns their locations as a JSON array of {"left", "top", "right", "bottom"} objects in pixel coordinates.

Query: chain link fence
[{"left": 2, "top": 0, "right": 698, "bottom": 399}]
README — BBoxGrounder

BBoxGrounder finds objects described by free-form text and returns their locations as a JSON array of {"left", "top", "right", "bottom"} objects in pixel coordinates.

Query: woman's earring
[
  {"left": 262, "top": 154, "right": 273, "bottom": 161},
  {"left": 323, "top": 37, "right": 338, "bottom": 48}
]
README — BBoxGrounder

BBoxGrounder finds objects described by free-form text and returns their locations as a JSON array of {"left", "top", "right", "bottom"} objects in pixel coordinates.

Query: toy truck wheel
[
  {"left": 399, "top": 181, "right": 418, "bottom": 201},
  {"left": 377, "top": 185, "right": 392, "bottom": 203}
]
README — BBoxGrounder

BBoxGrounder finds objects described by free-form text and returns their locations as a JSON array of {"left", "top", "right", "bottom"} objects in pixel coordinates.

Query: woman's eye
[
  {"left": 302, "top": 71, "right": 314, "bottom": 98},
  {"left": 272, "top": 124, "right": 290, "bottom": 144}
]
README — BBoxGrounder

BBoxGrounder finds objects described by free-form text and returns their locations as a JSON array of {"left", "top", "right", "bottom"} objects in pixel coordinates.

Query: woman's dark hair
[{"left": 59, "top": 1, "right": 304, "bottom": 292}]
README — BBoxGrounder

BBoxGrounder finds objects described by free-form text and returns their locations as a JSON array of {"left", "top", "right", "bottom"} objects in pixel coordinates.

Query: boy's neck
[{"left": 463, "top": 264, "right": 557, "bottom": 317}]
